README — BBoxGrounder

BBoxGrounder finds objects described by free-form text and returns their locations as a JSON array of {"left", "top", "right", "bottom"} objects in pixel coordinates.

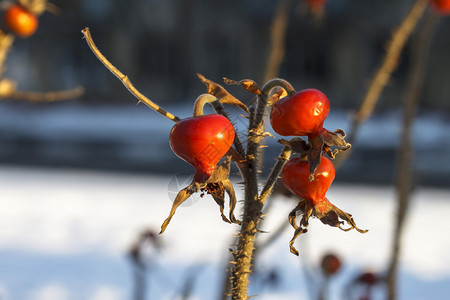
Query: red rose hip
[
  {"left": 4, "top": 5, "right": 38, "bottom": 37},
  {"left": 270, "top": 88, "right": 330, "bottom": 137},
  {"left": 281, "top": 156, "right": 335, "bottom": 211},
  {"left": 169, "top": 114, "right": 235, "bottom": 182},
  {"left": 431, "top": 0, "right": 450, "bottom": 14}
]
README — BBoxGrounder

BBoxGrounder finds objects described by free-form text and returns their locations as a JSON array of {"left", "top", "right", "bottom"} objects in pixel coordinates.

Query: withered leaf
[
  {"left": 223, "top": 77, "right": 261, "bottom": 95},
  {"left": 197, "top": 73, "right": 250, "bottom": 114}
]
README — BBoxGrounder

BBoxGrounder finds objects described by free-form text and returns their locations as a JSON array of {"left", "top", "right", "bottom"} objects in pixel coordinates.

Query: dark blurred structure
[
  {"left": 0, "top": 0, "right": 449, "bottom": 186},
  {"left": 4, "top": 0, "right": 449, "bottom": 108}
]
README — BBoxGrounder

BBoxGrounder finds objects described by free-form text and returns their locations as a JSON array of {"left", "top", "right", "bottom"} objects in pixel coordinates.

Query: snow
[{"left": 0, "top": 166, "right": 449, "bottom": 299}]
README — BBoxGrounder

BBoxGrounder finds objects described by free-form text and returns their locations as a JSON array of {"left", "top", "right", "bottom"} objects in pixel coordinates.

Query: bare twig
[
  {"left": 386, "top": 9, "right": 438, "bottom": 300},
  {"left": 81, "top": 28, "right": 180, "bottom": 122},
  {"left": 348, "top": 0, "right": 428, "bottom": 143},
  {"left": 263, "top": 0, "right": 292, "bottom": 83}
]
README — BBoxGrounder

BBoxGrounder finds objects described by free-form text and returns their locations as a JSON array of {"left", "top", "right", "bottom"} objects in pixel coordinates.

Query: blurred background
[{"left": 0, "top": 0, "right": 449, "bottom": 299}]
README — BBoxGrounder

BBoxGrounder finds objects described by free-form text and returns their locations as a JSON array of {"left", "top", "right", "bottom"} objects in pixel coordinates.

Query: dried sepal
[
  {"left": 303, "top": 128, "right": 352, "bottom": 179},
  {"left": 288, "top": 198, "right": 367, "bottom": 256},
  {"left": 160, "top": 186, "right": 195, "bottom": 234},
  {"left": 159, "top": 156, "right": 241, "bottom": 234},
  {"left": 288, "top": 200, "right": 313, "bottom": 256},
  {"left": 223, "top": 77, "right": 261, "bottom": 95},
  {"left": 207, "top": 181, "right": 230, "bottom": 223},
  {"left": 321, "top": 129, "right": 351, "bottom": 151},
  {"left": 197, "top": 73, "right": 250, "bottom": 114},
  {"left": 278, "top": 138, "right": 310, "bottom": 154},
  {"left": 307, "top": 134, "right": 324, "bottom": 180},
  {"left": 222, "top": 179, "right": 241, "bottom": 225},
  {"left": 316, "top": 201, "right": 368, "bottom": 234}
]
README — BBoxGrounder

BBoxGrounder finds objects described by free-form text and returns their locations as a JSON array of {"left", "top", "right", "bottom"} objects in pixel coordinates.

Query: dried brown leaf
[
  {"left": 223, "top": 77, "right": 261, "bottom": 95},
  {"left": 197, "top": 73, "right": 250, "bottom": 114}
]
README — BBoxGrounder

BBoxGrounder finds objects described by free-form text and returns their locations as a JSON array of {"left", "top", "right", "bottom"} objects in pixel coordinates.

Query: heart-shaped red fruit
[
  {"left": 281, "top": 156, "right": 335, "bottom": 212},
  {"left": 169, "top": 114, "right": 235, "bottom": 182},
  {"left": 270, "top": 89, "right": 330, "bottom": 137}
]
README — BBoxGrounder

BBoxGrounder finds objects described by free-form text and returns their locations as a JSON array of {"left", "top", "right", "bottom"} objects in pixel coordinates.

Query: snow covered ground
[{"left": 0, "top": 166, "right": 449, "bottom": 299}]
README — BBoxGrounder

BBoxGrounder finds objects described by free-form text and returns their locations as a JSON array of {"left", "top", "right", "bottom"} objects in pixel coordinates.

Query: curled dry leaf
[{"left": 223, "top": 77, "right": 262, "bottom": 95}]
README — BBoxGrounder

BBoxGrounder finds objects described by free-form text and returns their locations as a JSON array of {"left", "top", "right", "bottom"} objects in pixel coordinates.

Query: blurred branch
[
  {"left": 81, "top": 27, "right": 181, "bottom": 122},
  {"left": 386, "top": 9, "right": 439, "bottom": 300},
  {"left": 0, "top": 30, "right": 14, "bottom": 77},
  {"left": 334, "top": 0, "right": 428, "bottom": 169},
  {"left": 263, "top": 0, "right": 292, "bottom": 83},
  {"left": 18, "top": 0, "right": 58, "bottom": 16},
  {"left": 348, "top": 0, "right": 428, "bottom": 143},
  {"left": 1, "top": 86, "right": 85, "bottom": 102}
]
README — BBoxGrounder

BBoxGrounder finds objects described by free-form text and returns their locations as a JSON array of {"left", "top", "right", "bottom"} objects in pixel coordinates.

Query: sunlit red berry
[
  {"left": 281, "top": 156, "right": 335, "bottom": 212},
  {"left": 4, "top": 5, "right": 38, "bottom": 37},
  {"left": 169, "top": 114, "right": 235, "bottom": 182},
  {"left": 431, "top": 0, "right": 450, "bottom": 14},
  {"left": 270, "top": 89, "right": 330, "bottom": 137},
  {"left": 305, "top": 0, "right": 328, "bottom": 10}
]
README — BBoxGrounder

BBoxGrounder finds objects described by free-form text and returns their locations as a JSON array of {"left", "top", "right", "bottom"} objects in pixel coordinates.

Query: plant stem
[
  {"left": 81, "top": 28, "right": 180, "bottom": 123},
  {"left": 386, "top": 9, "right": 438, "bottom": 300},
  {"left": 260, "top": 145, "right": 292, "bottom": 202},
  {"left": 193, "top": 93, "right": 220, "bottom": 117},
  {"left": 231, "top": 88, "right": 292, "bottom": 298},
  {"left": 231, "top": 93, "right": 266, "bottom": 299}
]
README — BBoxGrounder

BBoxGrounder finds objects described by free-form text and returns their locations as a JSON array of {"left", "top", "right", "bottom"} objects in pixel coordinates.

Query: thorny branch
[{"left": 259, "top": 145, "right": 292, "bottom": 202}]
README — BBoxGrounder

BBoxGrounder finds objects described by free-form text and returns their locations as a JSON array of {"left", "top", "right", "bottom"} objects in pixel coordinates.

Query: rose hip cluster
[
  {"left": 157, "top": 74, "right": 366, "bottom": 256},
  {"left": 269, "top": 88, "right": 367, "bottom": 256}
]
